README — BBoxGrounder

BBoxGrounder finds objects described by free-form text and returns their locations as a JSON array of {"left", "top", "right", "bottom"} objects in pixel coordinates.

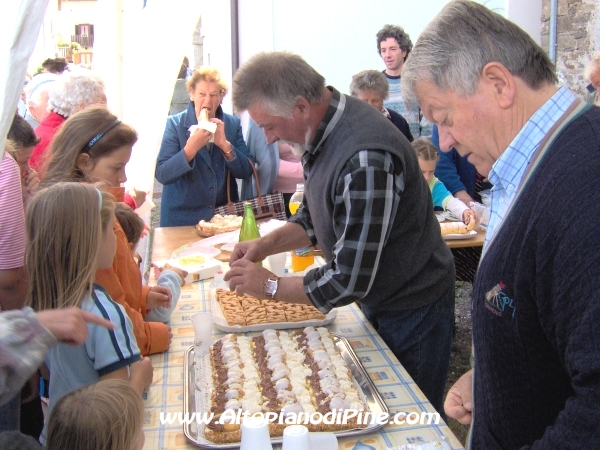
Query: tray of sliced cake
[
  {"left": 210, "top": 288, "right": 337, "bottom": 332},
  {"left": 183, "top": 328, "right": 388, "bottom": 448}
]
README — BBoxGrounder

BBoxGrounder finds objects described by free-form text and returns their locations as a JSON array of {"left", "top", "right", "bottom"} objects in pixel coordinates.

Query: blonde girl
[
  {"left": 42, "top": 106, "right": 173, "bottom": 356},
  {"left": 46, "top": 379, "right": 145, "bottom": 450},
  {"left": 25, "top": 182, "right": 153, "bottom": 443},
  {"left": 412, "top": 139, "right": 477, "bottom": 225}
]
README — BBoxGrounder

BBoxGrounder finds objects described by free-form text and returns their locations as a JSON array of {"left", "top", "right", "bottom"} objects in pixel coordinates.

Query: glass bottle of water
[{"left": 239, "top": 202, "right": 262, "bottom": 266}]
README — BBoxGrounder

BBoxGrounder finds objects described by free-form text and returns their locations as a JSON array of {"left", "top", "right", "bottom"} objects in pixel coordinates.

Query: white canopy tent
[
  {"left": 92, "top": 0, "right": 204, "bottom": 193},
  {"left": 1, "top": 0, "right": 203, "bottom": 192},
  {"left": 2, "top": 0, "right": 203, "bottom": 265},
  {"left": 0, "top": 0, "right": 49, "bottom": 161}
]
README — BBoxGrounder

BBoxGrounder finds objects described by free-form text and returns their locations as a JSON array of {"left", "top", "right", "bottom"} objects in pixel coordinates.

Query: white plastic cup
[
  {"left": 190, "top": 312, "right": 213, "bottom": 352},
  {"left": 282, "top": 425, "right": 311, "bottom": 450},
  {"left": 240, "top": 416, "right": 273, "bottom": 450},
  {"left": 267, "top": 252, "right": 287, "bottom": 277},
  {"left": 308, "top": 432, "right": 337, "bottom": 450},
  {"left": 212, "top": 270, "right": 227, "bottom": 289}
]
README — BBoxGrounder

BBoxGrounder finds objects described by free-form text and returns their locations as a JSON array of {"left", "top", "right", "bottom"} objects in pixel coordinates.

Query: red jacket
[{"left": 31, "top": 111, "right": 65, "bottom": 176}]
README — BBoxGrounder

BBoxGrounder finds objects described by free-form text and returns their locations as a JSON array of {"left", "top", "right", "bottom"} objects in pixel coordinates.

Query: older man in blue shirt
[{"left": 403, "top": 1, "right": 600, "bottom": 448}]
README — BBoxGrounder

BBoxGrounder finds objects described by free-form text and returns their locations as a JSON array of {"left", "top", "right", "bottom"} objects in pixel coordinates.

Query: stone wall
[{"left": 541, "top": 0, "right": 598, "bottom": 97}]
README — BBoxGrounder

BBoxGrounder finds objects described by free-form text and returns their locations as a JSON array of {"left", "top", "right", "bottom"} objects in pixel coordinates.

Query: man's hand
[
  {"left": 229, "top": 238, "right": 270, "bottom": 266},
  {"left": 37, "top": 308, "right": 115, "bottom": 346},
  {"left": 454, "top": 190, "right": 473, "bottom": 206},
  {"left": 444, "top": 369, "right": 474, "bottom": 425},
  {"left": 146, "top": 286, "right": 172, "bottom": 310},
  {"left": 224, "top": 259, "right": 273, "bottom": 299}
]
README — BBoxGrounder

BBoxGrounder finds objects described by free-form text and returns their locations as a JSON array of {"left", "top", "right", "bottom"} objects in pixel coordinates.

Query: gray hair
[
  {"left": 232, "top": 51, "right": 325, "bottom": 117},
  {"left": 584, "top": 51, "right": 600, "bottom": 81},
  {"left": 26, "top": 73, "right": 58, "bottom": 106},
  {"left": 402, "top": 0, "right": 557, "bottom": 106},
  {"left": 47, "top": 69, "right": 106, "bottom": 118},
  {"left": 349, "top": 70, "right": 389, "bottom": 99}
]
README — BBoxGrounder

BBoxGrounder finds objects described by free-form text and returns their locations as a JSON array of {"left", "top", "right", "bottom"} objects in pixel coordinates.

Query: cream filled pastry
[{"left": 201, "top": 328, "right": 367, "bottom": 444}]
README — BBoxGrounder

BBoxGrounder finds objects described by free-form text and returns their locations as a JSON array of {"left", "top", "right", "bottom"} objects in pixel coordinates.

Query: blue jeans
[{"left": 361, "top": 284, "right": 455, "bottom": 417}]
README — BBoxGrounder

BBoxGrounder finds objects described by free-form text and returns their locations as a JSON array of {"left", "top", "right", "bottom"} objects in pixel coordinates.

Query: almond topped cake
[{"left": 215, "top": 288, "right": 326, "bottom": 326}]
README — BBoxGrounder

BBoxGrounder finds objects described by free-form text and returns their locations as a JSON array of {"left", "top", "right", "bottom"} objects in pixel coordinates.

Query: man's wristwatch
[{"left": 263, "top": 276, "right": 281, "bottom": 298}]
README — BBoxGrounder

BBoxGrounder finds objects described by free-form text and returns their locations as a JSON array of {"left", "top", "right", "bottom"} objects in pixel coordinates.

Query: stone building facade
[{"left": 541, "top": 0, "right": 599, "bottom": 97}]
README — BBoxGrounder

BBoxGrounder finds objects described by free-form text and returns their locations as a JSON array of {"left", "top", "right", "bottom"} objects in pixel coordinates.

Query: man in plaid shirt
[{"left": 225, "top": 51, "right": 455, "bottom": 415}]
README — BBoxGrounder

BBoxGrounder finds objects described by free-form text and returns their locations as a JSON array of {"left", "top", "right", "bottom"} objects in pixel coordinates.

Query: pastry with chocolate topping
[{"left": 199, "top": 328, "right": 367, "bottom": 444}]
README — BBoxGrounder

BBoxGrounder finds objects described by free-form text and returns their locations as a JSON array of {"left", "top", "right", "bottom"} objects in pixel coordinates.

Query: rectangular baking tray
[
  {"left": 183, "top": 333, "right": 389, "bottom": 448},
  {"left": 209, "top": 287, "right": 337, "bottom": 332}
]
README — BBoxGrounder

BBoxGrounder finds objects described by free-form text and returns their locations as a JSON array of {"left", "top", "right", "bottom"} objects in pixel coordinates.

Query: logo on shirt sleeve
[{"left": 484, "top": 282, "right": 516, "bottom": 318}]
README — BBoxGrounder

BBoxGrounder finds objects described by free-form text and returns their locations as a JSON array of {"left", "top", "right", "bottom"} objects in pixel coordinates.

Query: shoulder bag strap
[{"left": 224, "top": 160, "right": 264, "bottom": 214}]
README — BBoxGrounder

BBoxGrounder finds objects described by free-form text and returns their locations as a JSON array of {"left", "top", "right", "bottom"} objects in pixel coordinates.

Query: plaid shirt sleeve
[{"left": 301, "top": 149, "right": 404, "bottom": 313}]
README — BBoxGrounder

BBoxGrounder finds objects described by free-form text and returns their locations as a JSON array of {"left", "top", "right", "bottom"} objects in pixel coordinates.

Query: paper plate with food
[
  {"left": 152, "top": 255, "right": 222, "bottom": 283},
  {"left": 440, "top": 220, "right": 477, "bottom": 240},
  {"left": 171, "top": 241, "right": 221, "bottom": 259},
  {"left": 196, "top": 214, "right": 243, "bottom": 237}
]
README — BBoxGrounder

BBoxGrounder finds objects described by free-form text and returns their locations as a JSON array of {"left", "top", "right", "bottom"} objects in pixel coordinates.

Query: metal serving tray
[{"left": 182, "top": 333, "right": 389, "bottom": 448}]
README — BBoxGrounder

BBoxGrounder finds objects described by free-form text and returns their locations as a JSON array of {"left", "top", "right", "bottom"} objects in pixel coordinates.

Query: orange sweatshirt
[{"left": 95, "top": 188, "right": 170, "bottom": 355}]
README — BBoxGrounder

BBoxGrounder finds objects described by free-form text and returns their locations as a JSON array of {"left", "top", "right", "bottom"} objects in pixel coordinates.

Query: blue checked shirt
[
  {"left": 485, "top": 87, "right": 576, "bottom": 248},
  {"left": 289, "top": 88, "right": 404, "bottom": 312}
]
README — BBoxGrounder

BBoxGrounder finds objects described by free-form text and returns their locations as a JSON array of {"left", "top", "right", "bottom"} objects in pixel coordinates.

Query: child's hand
[
  {"left": 146, "top": 286, "right": 172, "bottom": 310},
  {"left": 130, "top": 356, "right": 154, "bottom": 389},
  {"left": 156, "top": 264, "right": 188, "bottom": 286},
  {"left": 23, "top": 169, "right": 40, "bottom": 195},
  {"left": 37, "top": 307, "right": 115, "bottom": 345},
  {"left": 462, "top": 209, "right": 478, "bottom": 228},
  {"left": 166, "top": 266, "right": 188, "bottom": 286},
  {"left": 128, "top": 188, "right": 147, "bottom": 209},
  {"left": 141, "top": 223, "right": 151, "bottom": 238}
]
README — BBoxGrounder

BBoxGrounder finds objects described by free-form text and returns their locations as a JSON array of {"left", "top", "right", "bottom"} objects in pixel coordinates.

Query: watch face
[{"left": 264, "top": 278, "right": 278, "bottom": 297}]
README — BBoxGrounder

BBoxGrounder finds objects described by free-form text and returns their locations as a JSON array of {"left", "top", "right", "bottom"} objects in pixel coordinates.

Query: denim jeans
[{"left": 361, "top": 284, "right": 455, "bottom": 417}]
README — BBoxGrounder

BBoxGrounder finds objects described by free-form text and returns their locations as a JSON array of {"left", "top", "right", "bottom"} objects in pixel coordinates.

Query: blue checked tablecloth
[{"left": 142, "top": 257, "right": 464, "bottom": 450}]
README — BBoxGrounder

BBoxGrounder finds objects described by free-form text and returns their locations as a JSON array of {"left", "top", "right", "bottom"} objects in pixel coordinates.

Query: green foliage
[{"left": 56, "top": 41, "right": 80, "bottom": 52}]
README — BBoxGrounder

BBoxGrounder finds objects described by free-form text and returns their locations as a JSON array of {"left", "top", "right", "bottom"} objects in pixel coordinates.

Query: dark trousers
[{"left": 361, "top": 284, "right": 455, "bottom": 418}]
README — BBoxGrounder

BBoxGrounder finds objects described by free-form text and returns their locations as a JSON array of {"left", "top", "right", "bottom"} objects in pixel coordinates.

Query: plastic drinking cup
[
  {"left": 240, "top": 416, "right": 273, "bottom": 450},
  {"left": 190, "top": 312, "right": 213, "bottom": 352},
  {"left": 267, "top": 252, "right": 287, "bottom": 277},
  {"left": 282, "top": 425, "right": 311, "bottom": 450},
  {"left": 308, "top": 432, "right": 337, "bottom": 450}
]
